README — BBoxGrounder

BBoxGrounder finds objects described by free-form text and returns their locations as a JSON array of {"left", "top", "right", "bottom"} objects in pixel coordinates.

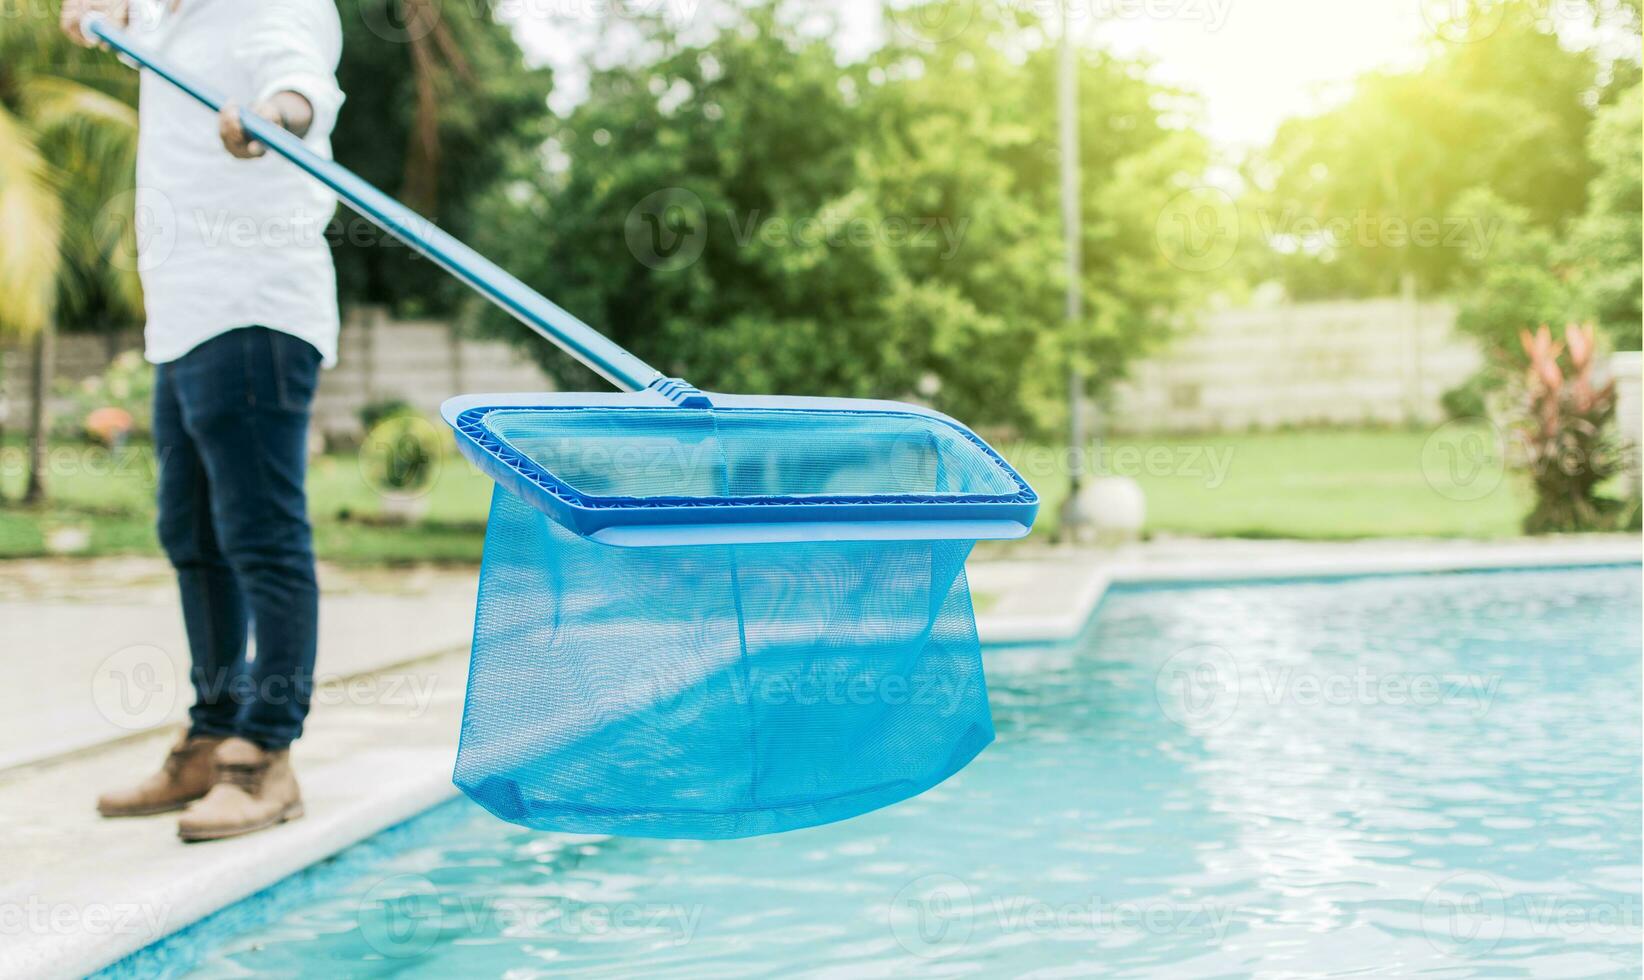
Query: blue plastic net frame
[
  {"left": 440, "top": 389, "right": 1037, "bottom": 839},
  {"left": 442, "top": 390, "right": 1038, "bottom": 548}
]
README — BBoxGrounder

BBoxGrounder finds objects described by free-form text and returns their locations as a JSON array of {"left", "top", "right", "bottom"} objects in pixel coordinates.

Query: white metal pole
[{"left": 1058, "top": 0, "right": 1087, "bottom": 538}]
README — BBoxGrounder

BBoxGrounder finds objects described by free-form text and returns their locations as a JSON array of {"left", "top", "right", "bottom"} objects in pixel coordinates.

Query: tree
[
  {"left": 470, "top": 0, "right": 1211, "bottom": 433},
  {"left": 329, "top": 0, "right": 553, "bottom": 315},
  {"left": 863, "top": 2, "right": 1214, "bottom": 429},
  {"left": 1246, "top": 0, "right": 1601, "bottom": 298},
  {"left": 1451, "top": 190, "right": 1579, "bottom": 355},
  {"left": 0, "top": 5, "right": 141, "bottom": 502},
  {"left": 1448, "top": 80, "right": 1640, "bottom": 378},
  {"left": 1567, "top": 83, "right": 1641, "bottom": 350}
]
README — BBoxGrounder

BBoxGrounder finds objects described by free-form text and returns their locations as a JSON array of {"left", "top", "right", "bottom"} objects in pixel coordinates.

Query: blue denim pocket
[
  {"left": 268, "top": 330, "right": 321, "bottom": 414},
  {"left": 171, "top": 327, "right": 322, "bottom": 420},
  {"left": 168, "top": 330, "right": 251, "bottom": 418}
]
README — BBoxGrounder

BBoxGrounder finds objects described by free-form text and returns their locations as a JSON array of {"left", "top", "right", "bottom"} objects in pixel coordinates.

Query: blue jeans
[{"left": 153, "top": 327, "right": 321, "bottom": 750}]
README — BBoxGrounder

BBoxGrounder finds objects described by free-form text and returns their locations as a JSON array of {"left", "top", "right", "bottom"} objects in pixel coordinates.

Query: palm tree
[
  {"left": 0, "top": 6, "right": 141, "bottom": 503},
  {"left": 396, "top": 0, "right": 473, "bottom": 213}
]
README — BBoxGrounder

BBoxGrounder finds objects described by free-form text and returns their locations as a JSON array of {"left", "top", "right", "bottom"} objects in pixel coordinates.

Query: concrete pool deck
[{"left": 1, "top": 535, "right": 1637, "bottom": 977}]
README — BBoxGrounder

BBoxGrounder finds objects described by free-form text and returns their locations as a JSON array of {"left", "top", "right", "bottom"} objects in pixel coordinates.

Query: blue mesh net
[
  {"left": 481, "top": 406, "right": 1024, "bottom": 501},
  {"left": 454, "top": 405, "right": 1017, "bottom": 839}
]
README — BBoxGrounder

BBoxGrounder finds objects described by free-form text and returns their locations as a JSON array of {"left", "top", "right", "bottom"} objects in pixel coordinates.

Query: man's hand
[
  {"left": 60, "top": 0, "right": 128, "bottom": 47},
  {"left": 219, "top": 93, "right": 313, "bottom": 159},
  {"left": 218, "top": 101, "right": 281, "bottom": 159}
]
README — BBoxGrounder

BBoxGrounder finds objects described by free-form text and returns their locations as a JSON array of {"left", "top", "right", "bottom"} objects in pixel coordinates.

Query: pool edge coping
[
  {"left": 7, "top": 765, "right": 460, "bottom": 980},
  {"left": 973, "top": 536, "right": 1642, "bottom": 645}
]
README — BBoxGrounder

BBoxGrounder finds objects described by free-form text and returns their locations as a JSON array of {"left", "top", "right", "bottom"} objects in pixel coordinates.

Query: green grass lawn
[
  {"left": 1006, "top": 424, "right": 1534, "bottom": 541},
  {"left": 0, "top": 436, "right": 497, "bottom": 564},
  {"left": 0, "top": 424, "right": 1543, "bottom": 563}
]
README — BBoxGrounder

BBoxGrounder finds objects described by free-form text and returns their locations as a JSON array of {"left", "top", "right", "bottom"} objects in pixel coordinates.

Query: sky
[{"left": 505, "top": 0, "right": 1620, "bottom": 155}]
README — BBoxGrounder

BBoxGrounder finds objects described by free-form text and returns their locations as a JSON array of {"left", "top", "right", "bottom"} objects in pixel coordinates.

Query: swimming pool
[{"left": 127, "top": 566, "right": 1641, "bottom": 976}]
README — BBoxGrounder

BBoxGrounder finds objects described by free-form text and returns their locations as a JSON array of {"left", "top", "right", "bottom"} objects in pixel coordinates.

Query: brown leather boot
[
  {"left": 176, "top": 737, "right": 305, "bottom": 843},
  {"left": 97, "top": 734, "right": 226, "bottom": 817}
]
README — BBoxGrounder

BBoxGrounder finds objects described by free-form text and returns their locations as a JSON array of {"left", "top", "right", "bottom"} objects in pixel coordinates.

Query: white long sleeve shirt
[{"left": 130, "top": 0, "right": 346, "bottom": 366}]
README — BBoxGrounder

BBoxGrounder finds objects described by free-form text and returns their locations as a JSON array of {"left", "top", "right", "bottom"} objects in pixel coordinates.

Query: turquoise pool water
[{"left": 164, "top": 567, "right": 1640, "bottom": 977}]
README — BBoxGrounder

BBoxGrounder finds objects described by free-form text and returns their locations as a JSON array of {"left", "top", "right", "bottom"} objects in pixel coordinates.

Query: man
[{"left": 63, "top": 0, "right": 345, "bottom": 842}]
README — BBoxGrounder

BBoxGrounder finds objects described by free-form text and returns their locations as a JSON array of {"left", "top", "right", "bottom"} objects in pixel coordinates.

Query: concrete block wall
[
  {"left": 314, "top": 307, "right": 553, "bottom": 441},
  {"left": 0, "top": 299, "right": 1583, "bottom": 445},
  {"left": 0, "top": 330, "right": 142, "bottom": 432},
  {"left": 1607, "top": 351, "right": 1642, "bottom": 491},
  {"left": 0, "top": 308, "right": 552, "bottom": 440},
  {"left": 1108, "top": 298, "right": 1480, "bottom": 433}
]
